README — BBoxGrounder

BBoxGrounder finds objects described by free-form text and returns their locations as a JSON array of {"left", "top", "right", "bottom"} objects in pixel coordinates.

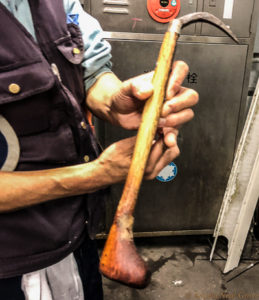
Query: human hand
[
  {"left": 97, "top": 135, "right": 182, "bottom": 183},
  {"left": 109, "top": 61, "right": 198, "bottom": 136},
  {"left": 96, "top": 61, "right": 198, "bottom": 181},
  {"left": 108, "top": 61, "right": 198, "bottom": 173},
  {"left": 106, "top": 61, "right": 199, "bottom": 178}
]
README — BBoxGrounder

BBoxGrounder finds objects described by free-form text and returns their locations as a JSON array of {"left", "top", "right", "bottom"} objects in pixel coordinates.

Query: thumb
[{"left": 122, "top": 72, "right": 154, "bottom": 100}]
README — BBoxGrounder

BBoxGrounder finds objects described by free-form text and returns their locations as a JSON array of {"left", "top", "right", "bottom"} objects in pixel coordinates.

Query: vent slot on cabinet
[
  {"left": 103, "top": 7, "right": 129, "bottom": 14},
  {"left": 103, "top": 0, "right": 129, "bottom": 5},
  {"left": 102, "top": 0, "right": 129, "bottom": 14}
]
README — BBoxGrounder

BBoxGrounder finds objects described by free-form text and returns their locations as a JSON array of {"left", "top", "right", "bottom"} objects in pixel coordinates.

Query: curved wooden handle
[{"left": 100, "top": 30, "right": 179, "bottom": 288}]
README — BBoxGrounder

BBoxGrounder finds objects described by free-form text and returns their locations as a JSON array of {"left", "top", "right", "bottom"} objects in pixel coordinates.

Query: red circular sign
[{"left": 147, "top": 0, "right": 181, "bottom": 23}]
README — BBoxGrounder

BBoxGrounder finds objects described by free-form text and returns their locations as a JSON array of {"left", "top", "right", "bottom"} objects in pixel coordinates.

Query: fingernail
[
  {"left": 136, "top": 82, "right": 153, "bottom": 97},
  {"left": 158, "top": 118, "right": 166, "bottom": 127}
]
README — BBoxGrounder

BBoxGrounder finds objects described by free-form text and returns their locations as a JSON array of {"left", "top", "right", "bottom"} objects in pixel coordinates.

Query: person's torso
[{"left": 0, "top": 0, "right": 104, "bottom": 278}]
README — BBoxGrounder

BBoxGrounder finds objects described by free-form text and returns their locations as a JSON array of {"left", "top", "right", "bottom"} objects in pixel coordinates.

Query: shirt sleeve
[{"left": 63, "top": 0, "right": 113, "bottom": 91}]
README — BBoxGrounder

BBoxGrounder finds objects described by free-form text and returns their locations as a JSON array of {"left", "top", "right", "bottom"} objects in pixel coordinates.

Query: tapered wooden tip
[{"left": 99, "top": 217, "right": 151, "bottom": 288}]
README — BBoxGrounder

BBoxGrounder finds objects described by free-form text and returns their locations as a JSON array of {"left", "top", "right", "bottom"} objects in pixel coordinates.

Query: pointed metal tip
[{"left": 178, "top": 12, "right": 239, "bottom": 44}]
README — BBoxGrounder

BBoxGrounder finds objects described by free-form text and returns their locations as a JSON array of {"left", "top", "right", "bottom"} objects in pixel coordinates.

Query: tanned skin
[{"left": 0, "top": 61, "right": 198, "bottom": 212}]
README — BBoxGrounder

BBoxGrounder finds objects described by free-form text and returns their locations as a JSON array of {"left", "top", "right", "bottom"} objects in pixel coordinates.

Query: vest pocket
[
  {"left": 0, "top": 60, "right": 55, "bottom": 106},
  {"left": 55, "top": 23, "right": 84, "bottom": 65},
  {"left": 0, "top": 60, "right": 56, "bottom": 137},
  {"left": 0, "top": 60, "right": 79, "bottom": 166}
]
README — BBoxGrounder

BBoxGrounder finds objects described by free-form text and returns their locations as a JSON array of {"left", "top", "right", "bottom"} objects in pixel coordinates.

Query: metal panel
[
  {"left": 210, "top": 79, "right": 259, "bottom": 273},
  {"left": 98, "top": 40, "right": 248, "bottom": 232},
  {"left": 88, "top": 0, "right": 197, "bottom": 35},
  {"left": 201, "top": 0, "right": 254, "bottom": 38},
  {"left": 254, "top": 20, "right": 259, "bottom": 53},
  {"left": 83, "top": 0, "right": 90, "bottom": 11}
]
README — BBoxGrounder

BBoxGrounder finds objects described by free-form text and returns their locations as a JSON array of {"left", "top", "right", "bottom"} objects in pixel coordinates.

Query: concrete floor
[{"left": 99, "top": 236, "right": 259, "bottom": 300}]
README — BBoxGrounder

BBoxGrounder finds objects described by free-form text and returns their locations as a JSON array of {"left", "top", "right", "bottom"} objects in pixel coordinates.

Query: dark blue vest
[{"left": 0, "top": 0, "right": 106, "bottom": 278}]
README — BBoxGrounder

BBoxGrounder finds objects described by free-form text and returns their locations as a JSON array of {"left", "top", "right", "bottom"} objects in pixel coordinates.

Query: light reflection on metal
[
  {"left": 103, "top": 7, "right": 129, "bottom": 14},
  {"left": 210, "top": 79, "right": 259, "bottom": 273}
]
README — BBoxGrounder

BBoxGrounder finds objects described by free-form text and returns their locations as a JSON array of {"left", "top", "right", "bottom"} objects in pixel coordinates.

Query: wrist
[
  {"left": 95, "top": 156, "right": 124, "bottom": 187},
  {"left": 86, "top": 73, "right": 122, "bottom": 122},
  {"left": 59, "top": 160, "right": 111, "bottom": 194}
]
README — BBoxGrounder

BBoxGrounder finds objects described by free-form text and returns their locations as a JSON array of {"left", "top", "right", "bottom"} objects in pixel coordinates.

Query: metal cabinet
[
  {"left": 85, "top": 0, "right": 259, "bottom": 236},
  {"left": 100, "top": 41, "right": 248, "bottom": 232},
  {"left": 89, "top": 0, "right": 197, "bottom": 34}
]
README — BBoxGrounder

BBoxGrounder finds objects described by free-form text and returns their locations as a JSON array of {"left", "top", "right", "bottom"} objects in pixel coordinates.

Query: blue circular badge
[
  {"left": 0, "top": 115, "right": 20, "bottom": 171},
  {"left": 156, "top": 162, "right": 178, "bottom": 182}
]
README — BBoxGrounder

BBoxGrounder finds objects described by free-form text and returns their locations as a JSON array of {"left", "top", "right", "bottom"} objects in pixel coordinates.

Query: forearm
[
  {"left": 0, "top": 160, "right": 111, "bottom": 213},
  {"left": 86, "top": 72, "right": 122, "bottom": 123}
]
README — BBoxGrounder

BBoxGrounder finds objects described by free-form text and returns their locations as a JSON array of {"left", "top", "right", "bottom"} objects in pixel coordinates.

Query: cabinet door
[
  {"left": 97, "top": 40, "right": 248, "bottom": 232},
  {"left": 201, "top": 0, "right": 254, "bottom": 38}
]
